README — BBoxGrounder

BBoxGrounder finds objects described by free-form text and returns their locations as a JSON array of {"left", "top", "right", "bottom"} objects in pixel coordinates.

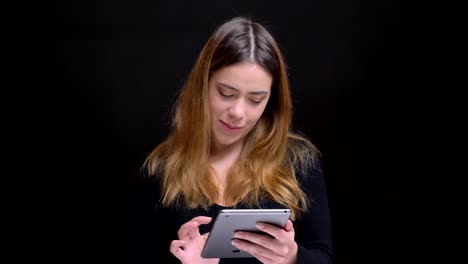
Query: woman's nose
[{"left": 228, "top": 100, "right": 245, "bottom": 120}]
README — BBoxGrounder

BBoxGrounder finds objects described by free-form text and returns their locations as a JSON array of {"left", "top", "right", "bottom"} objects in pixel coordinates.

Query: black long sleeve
[
  {"left": 295, "top": 164, "right": 335, "bottom": 264},
  {"left": 128, "top": 163, "right": 334, "bottom": 264}
]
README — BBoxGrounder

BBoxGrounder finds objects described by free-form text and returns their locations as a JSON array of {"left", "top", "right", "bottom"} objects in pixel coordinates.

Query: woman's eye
[
  {"left": 249, "top": 99, "right": 262, "bottom": 104},
  {"left": 219, "top": 91, "right": 234, "bottom": 97}
]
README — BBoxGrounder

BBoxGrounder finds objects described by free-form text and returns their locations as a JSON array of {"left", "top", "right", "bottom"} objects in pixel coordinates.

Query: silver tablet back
[{"left": 201, "top": 209, "right": 291, "bottom": 258}]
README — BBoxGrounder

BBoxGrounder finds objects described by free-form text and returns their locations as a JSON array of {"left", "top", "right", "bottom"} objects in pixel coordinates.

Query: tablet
[{"left": 201, "top": 208, "right": 291, "bottom": 258}]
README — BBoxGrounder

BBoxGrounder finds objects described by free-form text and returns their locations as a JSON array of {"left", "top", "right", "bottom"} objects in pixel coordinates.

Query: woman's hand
[
  {"left": 231, "top": 220, "right": 298, "bottom": 264},
  {"left": 169, "top": 216, "right": 220, "bottom": 264}
]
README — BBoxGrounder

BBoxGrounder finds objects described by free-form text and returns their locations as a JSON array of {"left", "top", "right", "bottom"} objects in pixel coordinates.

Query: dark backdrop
[{"left": 11, "top": 0, "right": 452, "bottom": 263}]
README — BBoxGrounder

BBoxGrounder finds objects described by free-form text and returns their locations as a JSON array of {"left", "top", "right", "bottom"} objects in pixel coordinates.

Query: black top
[{"left": 129, "top": 163, "right": 334, "bottom": 264}]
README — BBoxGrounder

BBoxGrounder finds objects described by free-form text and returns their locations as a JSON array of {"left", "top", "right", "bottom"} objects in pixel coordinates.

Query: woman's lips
[{"left": 220, "top": 120, "right": 242, "bottom": 130}]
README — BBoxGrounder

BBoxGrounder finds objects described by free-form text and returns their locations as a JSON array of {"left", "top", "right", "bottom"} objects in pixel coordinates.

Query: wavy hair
[{"left": 143, "top": 17, "right": 319, "bottom": 220}]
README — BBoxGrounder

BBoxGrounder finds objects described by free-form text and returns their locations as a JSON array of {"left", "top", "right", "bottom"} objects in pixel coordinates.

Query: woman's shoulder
[
  {"left": 287, "top": 133, "right": 321, "bottom": 175},
  {"left": 287, "top": 133, "right": 320, "bottom": 157}
]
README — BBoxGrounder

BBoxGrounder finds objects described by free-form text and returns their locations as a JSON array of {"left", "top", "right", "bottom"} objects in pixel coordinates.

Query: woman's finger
[
  {"left": 169, "top": 240, "right": 185, "bottom": 259},
  {"left": 283, "top": 220, "right": 294, "bottom": 232},
  {"left": 255, "top": 221, "right": 292, "bottom": 239},
  {"left": 177, "top": 221, "right": 199, "bottom": 240},
  {"left": 177, "top": 216, "right": 212, "bottom": 240},
  {"left": 232, "top": 238, "right": 276, "bottom": 262},
  {"left": 190, "top": 216, "right": 213, "bottom": 224}
]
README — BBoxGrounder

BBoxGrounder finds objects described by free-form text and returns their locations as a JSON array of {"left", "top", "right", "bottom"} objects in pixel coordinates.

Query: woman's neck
[
  {"left": 209, "top": 142, "right": 242, "bottom": 175},
  {"left": 209, "top": 141, "right": 243, "bottom": 203}
]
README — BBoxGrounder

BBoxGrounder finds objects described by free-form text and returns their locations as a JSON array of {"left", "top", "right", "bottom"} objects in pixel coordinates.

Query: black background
[{"left": 10, "top": 0, "right": 452, "bottom": 263}]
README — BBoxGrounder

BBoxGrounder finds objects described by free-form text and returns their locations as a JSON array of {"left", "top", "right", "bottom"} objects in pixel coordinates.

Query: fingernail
[
  {"left": 232, "top": 240, "right": 240, "bottom": 246},
  {"left": 256, "top": 223, "right": 265, "bottom": 229}
]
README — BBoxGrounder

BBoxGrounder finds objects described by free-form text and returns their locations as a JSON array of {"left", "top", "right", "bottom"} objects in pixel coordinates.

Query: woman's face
[{"left": 208, "top": 62, "right": 272, "bottom": 150}]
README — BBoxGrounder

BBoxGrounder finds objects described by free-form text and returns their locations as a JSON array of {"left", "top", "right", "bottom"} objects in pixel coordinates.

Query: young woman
[{"left": 130, "top": 16, "right": 334, "bottom": 264}]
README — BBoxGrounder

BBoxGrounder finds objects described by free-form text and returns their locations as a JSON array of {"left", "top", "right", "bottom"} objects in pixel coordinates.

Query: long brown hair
[{"left": 143, "top": 17, "right": 319, "bottom": 220}]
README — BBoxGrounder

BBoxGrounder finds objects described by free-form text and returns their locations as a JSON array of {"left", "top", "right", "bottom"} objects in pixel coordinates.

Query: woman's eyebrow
[
  {"left": 218, "top": 82, "right": 239, "bottom": 92},
  {"left": 218, "top": 82, "right": 269, "bottom": 95}
]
